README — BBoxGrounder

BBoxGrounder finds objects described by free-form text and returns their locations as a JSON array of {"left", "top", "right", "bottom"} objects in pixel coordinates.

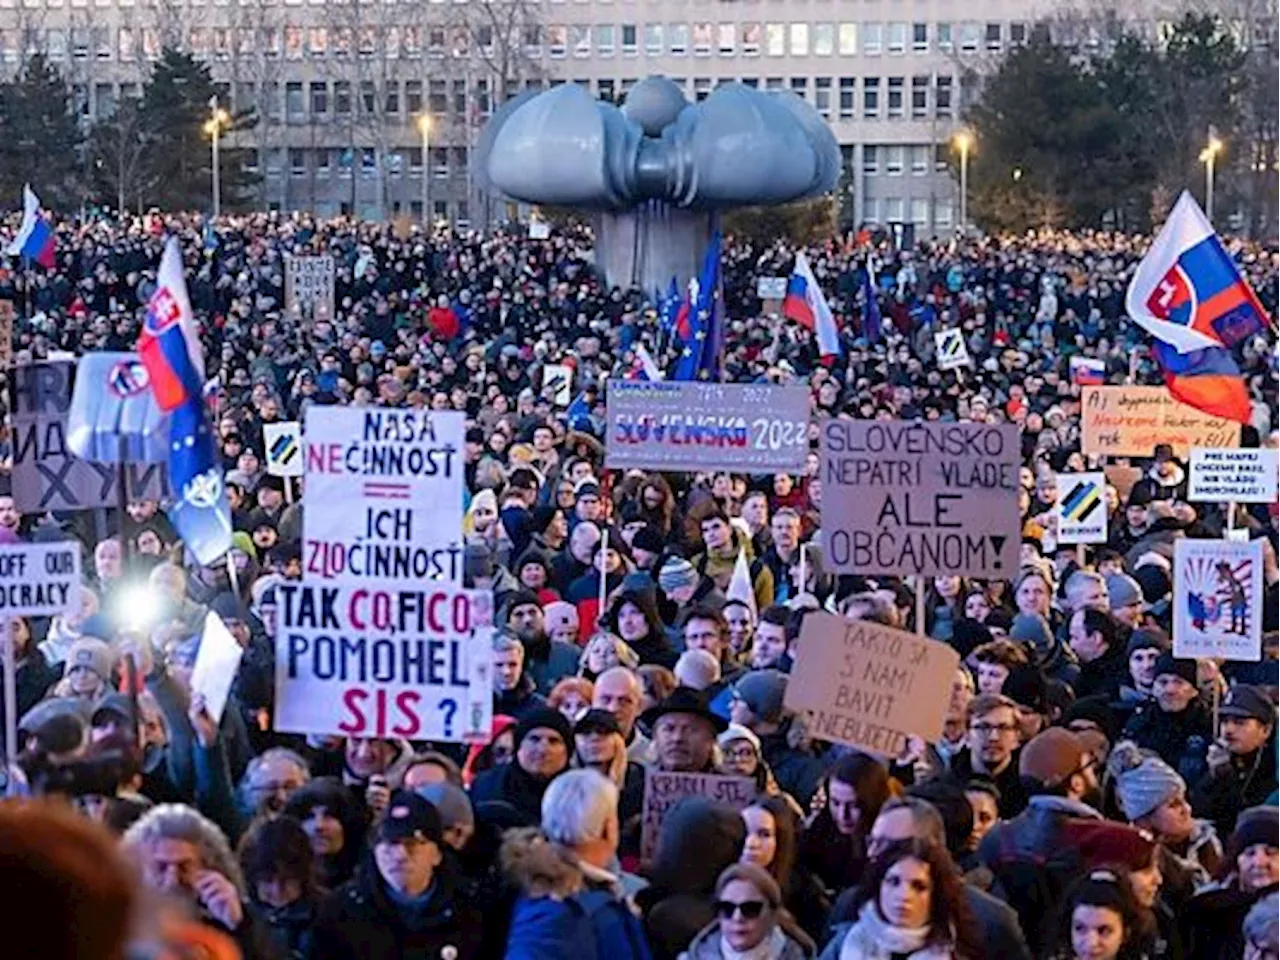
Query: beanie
[
  {"left": 1231, "top": 805, "right": 1280, "bottom": 852},
  {"left": 658, "top": 556, "right": 698, "bottom": 594},
  {"left": 1105, "top": 573, "right": 1143, "bottom": 611},
  {"left": 1066, "top": 820, "right": 1157, "bottom": 871},
  {"left": 951, "top": 618, "right": 994, "bottom": 659},
  {"left": 1002, "top": 665, "right": 1048, "bottom": 715},
  {"left": 1132, "top": 565, "right": 1172, "bottom": 605},
  {"left": 1107, "top": 741, "right": 1185, "bottom": 821},
  {"left": 733, "top": 669, "right": 790, "bottom": 725},
  {"left": 1019, "top": 727, "right": 1087, "bottom": 788},
  {"left": 513, "top": 708, "right": 573, "bottom": 751},
  {"left": 528, "top": 505, "right": 558, "bottom": 536},
  {"left": 718, "top": 723, "right": 762, "bottom": 755},
  {"left": 1152, "top": 653, "right": 1198, "bottom": 687},
  {"left": 1125, "top": 627, "right": 1171, "bottom": 660},
  {"left": 416, "top": 782, "right": 475, "bottom": 831},
  {"left": 502, "top": 590, "right": 542, "bottom": 622},
  {"left": 542, "top": 601, "right": 578, "bottom": 637},
  {"left": 1009, "top": 613, "right": 1054, "bottom": 653},
  {"left": 631, "top": 525, "right": 666, "bottom": 556},
  {"left": 64, "top": 637, "right": 113, "bottom": 683}
]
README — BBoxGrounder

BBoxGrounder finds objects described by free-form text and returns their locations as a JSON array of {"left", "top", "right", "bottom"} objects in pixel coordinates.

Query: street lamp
[
  {"left": 1199, "top": 130, "right": 1224, "bottom": 225},
  {"left": 953, "top": 129, "right": 974, "bottom": 234},
  {"left": 204, "top": 98, "right": 231, "bottom": 219},
  {"left": 419, "top": 114, "right": 432, "bottom": 226}
]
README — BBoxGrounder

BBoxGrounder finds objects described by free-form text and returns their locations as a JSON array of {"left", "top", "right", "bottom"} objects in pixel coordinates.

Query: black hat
[
  {"left": 501, "top": 590, "right": 542, "bottom": 621},
  {"left": 951, "top": 617, "right": 994, "bottom": 659},
  {"left": 575, "top": 481, "right": 602, "bottom": 501},
  {"left": 528, "top": 505, "right": 558, "bottom": 536},
  {"left": 91, "top": 693, "right": 136, "bottom": 727},
  {"left": 514, "top": 707, "right": 574, "bottom": 750},
  {"left": 1002, "top": 665, "right": 1048, "bottom": 715},
  {"left": 1218, "top": 684, "right": 1277, "bottom": 725},
  {"left": 631, "top": 525, "right": 666, "bottom": 556},
  {"left": 640, "top": 686, "right": 729, "bottom": 734},
  {"left": 1152, "top": 653, "right": 1197, "bottom": 687},
  {"left": 574, "top": 708, "right": 622, "bottom": 738},
  {"left": 376, "top": 790, "right": 444, "bottom": 845}
]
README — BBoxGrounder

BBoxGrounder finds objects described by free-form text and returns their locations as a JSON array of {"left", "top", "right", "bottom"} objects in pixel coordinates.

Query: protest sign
[
  {"left": 784, "top": 613, "right": 960, "bottom": 758},
  {"left": 1173, "top": 538, "right": 1263, "bottom": 662},
  {"left": 285, "top": 255, "right": 335, "bottom": 323},
  {"left": 1081, "top": 386, "right": 1239, "bottom": 458},
  {"left": 303, "top": 407, "right": 465, "bottom": 585},
  {"left": 820, "top": 420, "right": 1020, "bottom": 577},
  {"left": 528, "top": 220, "right": 551, "bottom": 240},
  {"left": 1104, "top": 465, "right": 1143, "bottom": 503},
  {"left": 1188, "top": 447, "right": 1278, "bottom": 504},
  {"left": 0, "top": 540, "right": 81, "bottom": 618},
  {"left": 191, "top": 612, "right": 244, "bottom": 724},
  {"left": 264, "top": 422, "right": 304, "bottom": 478},
  {"left": 605, "top": 380, "right": 809, "bottom": 474},
  {"left": 756, "top": 277, "right": 787, "bottom": 300},
  {"left": 274, "top": 581, "right": 492, "bottom": 742},
  {"left": 934, "top": 329, "right": 971, "bottom": 371},
  {"left": 9, "top": 362, "right": 169, "bottom": 512},
  {"left": 640, "top": 769, "right": 756, "bottom": 861},
  {"left": 1054, "top": 472, "right": 1108, "bottom": 545},
  {"left": 0, "top": 300, "right": 13, "bottom": 369},
  {"left": 541, "top": 363, "right": 573, "bottom": 407}
]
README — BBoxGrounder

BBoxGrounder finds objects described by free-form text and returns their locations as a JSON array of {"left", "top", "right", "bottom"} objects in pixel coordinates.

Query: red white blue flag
[{"left": 7, "top": 185, "right": 56, "bottom": 268}]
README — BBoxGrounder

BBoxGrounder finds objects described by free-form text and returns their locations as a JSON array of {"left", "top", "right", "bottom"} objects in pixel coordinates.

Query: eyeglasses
[
  {"left": 970, "top": 722, "right": 1018, "bottom": 737},
  {"left": 716, "top": 900, "right": 767, "bottom": 920}
]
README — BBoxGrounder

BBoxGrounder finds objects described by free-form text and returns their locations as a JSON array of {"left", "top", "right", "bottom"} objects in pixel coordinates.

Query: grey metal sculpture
[{"left": 474, "top": 77, "right": 840, "bottom": 291}]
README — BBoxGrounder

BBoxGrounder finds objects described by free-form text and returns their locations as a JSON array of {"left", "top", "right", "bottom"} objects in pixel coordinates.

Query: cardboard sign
[
  {"left": 934, "top": 329, "right": 971, "bottom": 371},
  {"left": 784, "top": 613, "right": 960, "bottom": 757},
  {"left": 0, "top": 540, "right": 82, "bottom": 617},
  {"left": 1105, "top": 465, "right": 1143, "bottom": 503},
  {"left": 605, "top": 380, "right": 809, "bottom": 474},
  {"left": 640, "top": 768, "right": 756, "bottom": 861},
  {"left": 0, "top": 300, "right": 14, "bottom": 369},
  {"left": 274, "top": 581, "right": 492, "bottom": 742},
  {"left": 1188, "top": 448, "right": 1278, "bottom": 504},
  {"left": 1081, "top": 386, "right": 1239, "bottom": 458},
  {"left": 1173, "top": 538, "right": 1263, "bottom": 662},
  {"left": 541, "top": 363, "right": 573, "bottom": 408},
  {"left": 9, "top": 362, "right": 170, "bottom": 512},
  {"left": 820, "top": 420, "right": 1021, "bottom": 577},
  {"left": 285, "top": 255, "right": 335, "bottom": 323},
  {"left": 756, "top": 277, "right": 787, "bottom": 300},
  {"left": 191, "top": 612, "right": 244, "bottom": 724},
  {"left": 1055, "top": 472, "right": 1108, "bottom": 545},
  {"left": 264, "top": 422, "right": 304, "bottom": 478},
  {"left": 303, "top": 407, "right": 465, "bottom": 585}
]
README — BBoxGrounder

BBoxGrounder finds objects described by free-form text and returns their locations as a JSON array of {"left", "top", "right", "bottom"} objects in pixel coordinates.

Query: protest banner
[
  {"left": 1054, "top": 472, "right": 1108, "bottom": 545},
  {"left": 640, "top": 768, "right": 756, "bottom": 861},
  {"left": 9, "top": 361, "right": 169, "bottom": 512},
  {"left": 784, "top": 613, "right": 960, "bottom": 758},
  {"left": 304, "top": 407, "right": 465, "bottom": 585},
  {"left": 541, "top": 363, "right": 573, "bottom": 408},
  {"left": 605, "top": 380, "right": 809, "bottom": 474},
  {"left": 274, "top": 581, "right": 492, "bottom": 742},
  {"left": 820, "top": 420, "right": 1020, "bottom": 577},
  {"left": 0, "top": 540, "right": 82, "bottom": 618},
  {"left": 264, "top": 422, "right": 304, "bottom": 478},
  {"left": 934, "top": 329, "right": 971, "bottom": 371},
  {"left": 285, "top": 255, "right": 335, "bottom": 323},
  {"left": 1081, "top": 386, "right": 1239, "bottom": 458},
  {"left": 1173, "top": 538, "right": 1263, "bottom": 662},
  {"left": 1104, "top": 465, "right": 1143, "bottom": 503},
  {"left": 1188, "top": 447, "right": 1278, "bottom": 504},
  {"left": 756, "top": 277, "right": 787, "bottom": 300},
  {"left": 191, "top": 612, "right": 244, "bottom": 724},
  {"left": 0, "top": 300, "right": 13, "bottom": 369}
]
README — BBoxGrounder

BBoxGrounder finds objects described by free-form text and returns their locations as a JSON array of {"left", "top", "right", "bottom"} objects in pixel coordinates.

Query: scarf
[
  {"left": 839, "top": 902, "right": 952, "bottom": 960},
  {"left": 721, "top": 926, "right": 789, "bottom": 960}
]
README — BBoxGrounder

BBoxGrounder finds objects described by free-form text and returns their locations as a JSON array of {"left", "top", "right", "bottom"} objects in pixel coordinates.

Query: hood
[{"left": 500, "top": 827, "right": 587, "bottom": 899}]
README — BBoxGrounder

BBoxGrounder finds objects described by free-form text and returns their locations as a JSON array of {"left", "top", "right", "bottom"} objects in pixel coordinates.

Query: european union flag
[{"left": 672, "top": 232, "right": 723, "bottom": 382}]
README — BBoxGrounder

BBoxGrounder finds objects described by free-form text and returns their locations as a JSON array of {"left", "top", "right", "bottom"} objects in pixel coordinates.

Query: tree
[
  {"left": 723, "top": 197, "right": 837, "bottom": 246},
  {"left": 86, "top": 100, "right": 155, "bottom": 214},
  {"left": 139, "top": 48, "right": 258, "bottom": 212},
  {"left": 0, "top": 54, "right": 82, "bottom": 210}
]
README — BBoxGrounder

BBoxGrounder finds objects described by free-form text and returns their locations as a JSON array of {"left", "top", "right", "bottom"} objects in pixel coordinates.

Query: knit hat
[
  {"left": 717, "top": 723, "right": 762, "bottom": 755},
  {"left": 1002, "top": 665, "right": 1048, "bottom": 715},
  {"left": 1019, "top": 727, "right": 1088, "bottom": 788},
  {"left": 733, "top": 669, "right": 790, "bottom": 725},
  {"left": 1009, "top": 613, "right": 1054, "bottom": 653},
  {"left": 631, "top": 525, "right": 666, "bottom": 556},
  {"left": 64, "top": 637, "right": 113, "bottom": 682},
  {"left": 513, "top": 707, "right": 574, "bottom": 750},
  {"left": 542, "top": 601, "right": 578, "bottom": 638},
  {"left": 415, "top": 782, "right": 475, "bottom": 832},
  {"left": 464, "top": 541, "right": 495, "bottom": 580},
  {"left": 1231, "top": 805, "right": 1280, "bottom": 851},
  {"left": 1152, "top": 653, "right": 1198, "bottom": 687},
  {"left": 1105, "top": 573, "right": 1143, "bottom": 610},
  {"left": 528, "top": 505, "right": 558, "bottom": 536},
  {"left": 1132, "top": 565, "right": 1172, "bottom": 606},
  {"left": 951, "top": 618, "right": 994, "bottom": 659},
  {"left": 658, "top": 556, "right": 698, "bottom": 594},
  {"left": 1065, "top": 820, "right": 1157, "bottom": 871},
  {"left": 575, "top": 708, "right": 623, "bottom": 738},
  {"left": 1125, "top": 627, "right": 1171, "bottom": 659},
  {"left": 501, "top": 590, "right": 542, "bottom": 622},
  {"left": 1107, "top": 741, "right": 1185, "bottom": 821},
  {"left": 675, "top": 649, "right": 722, "bottom": 691}
]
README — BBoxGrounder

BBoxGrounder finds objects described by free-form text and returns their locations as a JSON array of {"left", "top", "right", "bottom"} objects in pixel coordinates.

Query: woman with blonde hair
[{"left": 579, "top": 631, "right": 640, "bottom": 682}]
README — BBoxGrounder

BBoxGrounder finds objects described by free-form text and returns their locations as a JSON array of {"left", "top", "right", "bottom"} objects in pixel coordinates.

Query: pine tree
[{"left": 0, "top": 54, "right": 82, "bottom": 210}]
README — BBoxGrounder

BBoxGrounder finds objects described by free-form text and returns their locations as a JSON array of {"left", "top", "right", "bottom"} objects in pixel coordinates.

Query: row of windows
[{"left": 864, "top": 196, "right": 955, "bottom": 230}]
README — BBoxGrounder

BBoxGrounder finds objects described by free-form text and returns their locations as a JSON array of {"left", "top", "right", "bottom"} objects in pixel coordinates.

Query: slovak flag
[
  {"left": 1126, "top": 192, "right": 1269, "bottom": 423},
  {"left": 139, "top": 239, "right": 205, "bottom": 411},
  {"left": 7, "top": 185, "right": 56, "bottom": 268},
  {"left": 784, "top": 252, "right": 841, "bottom": 357}
]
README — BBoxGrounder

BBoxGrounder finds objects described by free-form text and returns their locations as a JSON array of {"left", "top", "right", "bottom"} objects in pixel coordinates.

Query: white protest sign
[
  {"left": 1054, "top": 472, "right": 1108, "bottom": 545},
  {"left": 274, "top": 581, "right": 492, "bottom": 742},
  {"left": 1173, "top": 538, "right": 1264, "bottom": 662},
  {"left": 1188, "top": 447, "right": 1278, "bottom": 504},
  {"left": 303, "top": 407, "right": 465, "bottom": 585},
  {"left": 191, "top": 612, "right": 244, "bottom": 724},
  {"left": 528, "top": 220, "right": 551, "bottom": 240},
  {"left": 264, "top": 421, "right": 304, "bottom": 478},
  {"left": 0, "top": 541, "right": 82, "bottom": 618},
  {"left": 285, "top": 255, "right": 335, "bottom": 323},
  {"left": 934, "top": 329, "right": 971, "bottom": 371},
  {"left": 541, "top": 363, "right": 573, "bottom": 408},
  {"left": 756, "top": 277, "right": 787, "bottom": 300}
]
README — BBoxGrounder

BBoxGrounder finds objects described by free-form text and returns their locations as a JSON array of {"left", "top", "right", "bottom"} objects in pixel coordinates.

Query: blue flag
[
  {"left": 861, "top": 263, "right": 882, "bottom": 344},
  {"left": 672, "top": 232, "right": 723, "bottom": 381},
  {"left": 566, "top": 392, "right": 593, "bottom": 432},
  {"left": 659, "top": 277, "right": 681, "bottom": 334}
]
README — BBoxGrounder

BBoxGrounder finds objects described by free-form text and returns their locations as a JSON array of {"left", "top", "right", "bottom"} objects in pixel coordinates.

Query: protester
[{"left": 681, "top": 863, "right": 815, "bottom": 960}]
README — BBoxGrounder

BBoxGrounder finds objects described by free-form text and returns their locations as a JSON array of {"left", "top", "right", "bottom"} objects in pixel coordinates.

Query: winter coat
[
  {"left": 818, "top": 914, "right": 957, "bottom": 960},
  {"left": 947, "top": 747, "right": 1029, "bottom": 818},
  {"left": 691, "top": 530, "right": 775, "bottom": 612},
  {"left": 248, "top": 893, "right": 321, "bottom": 960},
  {"left": 1190, "top": 745, "right": 1279, "bottom": 838},
  {"left": 501, "top": 828, "right": 652, "bottom": 960},
  {"left": 494, "top": 675, "right": 550, "bottom": 724},
  {"left": 1122, "top": 701, "right": 1213, "bottom": 787},
  {"left": 681, "top": 918, "right": 814, "bottom": 960},
  {"left": 758, "top": 729, "right": 825, "bottom": 809},
  {"left": 469, "top": 759, "right": 563, "bottom": 828},
  {"left": 1074, "top": 642, "right": 1131, "bottom": 701},
  {"left": 523, "top": 633, "right": 582, "bottom": 695},
  {"left": 1181, "top": 880, "right": 1278, "bottom": 960}
]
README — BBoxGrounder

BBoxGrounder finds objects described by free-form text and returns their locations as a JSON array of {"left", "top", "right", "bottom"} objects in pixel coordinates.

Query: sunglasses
[{"left": 716, "top": 900, "right": 767, "bottom": 920}]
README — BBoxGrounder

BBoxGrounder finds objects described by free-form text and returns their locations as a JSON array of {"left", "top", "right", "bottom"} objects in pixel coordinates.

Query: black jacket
[
  {"left": 1123, "top": 701, "right": 1213, "bottom": 787},
  {"left": 948, "top": 747, "right": 1029, "bottom": 818},
  {"left": 1191, "top": 746, "right": 1279, "bottom": 839},
  {"left": 469, "top": 760, "right": 562, "bottom": 828},
  {"left": 1074, "top": 642, "right": 1130, "bottom": 702}
]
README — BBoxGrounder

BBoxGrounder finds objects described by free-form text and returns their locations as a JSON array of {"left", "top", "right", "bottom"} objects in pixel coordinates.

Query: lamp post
[
  {"left": 204, "top": 98, "right": 231, "bottom": 219},
  {"left": 1199, "top": 130, "right": 1224, "bottom": 225},
  {"left": 953, "top": 129, "right": 974, "bottom": 235},
  {"left": 419, "top": 114, "right": 432, "bottom": 226}
]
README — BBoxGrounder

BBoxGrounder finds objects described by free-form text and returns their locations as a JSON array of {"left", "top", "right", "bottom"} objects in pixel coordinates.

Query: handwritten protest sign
[
  {"left": 820, "top": 420, "right": 1020, "bottom": 577},
  {"left": 1188, "top": 448, "right": 1278, "bottom": 504},
  {"left": 1173, "top": 538, "right": 1263, "bottom": 662},
  {"left": 640, "top": 769, "right": 756, "bottom": 861},
  {"left": 784, "top": 613, "right": 960, "bottom": 757},
  {"left": 0, "top": 540, "right": 82, "bottom": 618},
  {"left": 605, "top": 380, "right": 809, "bottom": 474},
  {"left": 285, "top": 255, "right": 335, "bottom": 323},
  {"left": 0, "top": 300, "right": 13, "bottom": 369},
  {"left": 1055, "top": 472, "right": 1108, "bottom": 545},
  {"left": 274, "top": 581, "right": 492, "bottom": 742},
  {"left": 1081, "top": 386, "right": 1239, "bottom": 458},
  {"left": 303, "top": 407, "right": 464, "bottom": 585}
]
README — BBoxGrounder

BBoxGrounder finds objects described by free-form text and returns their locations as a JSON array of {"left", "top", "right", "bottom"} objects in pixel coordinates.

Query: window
[
  {"left": 285, "top": 81, "right": 305, "bottom": 119},
  {"left": 598, "top": 78, "right": 615, "bottom": 101},
  {"left": 263, "top": 83, "right": 281, "bottom": 121},
  {"left": 644, "top": 24, "right": 662, "bottom": 55},
  {"left": 693, "top": 22, "right": 711, "bottom": 56},
  {"left": 402, "top": 26, "right": 420, "bottom": 57},
  {"left": 814, "top": 23, "right": 833, "bottom": 56},
  {"left": 317, "top": 148, "right": 331, "bottom": 176},
  {"left": 936, "top": 22, "right": 952, "bottom": 52},
  {"left": 765, "top": 23, "right": 784, "bottom": 56},
  {"left": 361, "top": 81, "right": 377, "bottom": 115},
  {"left": 475, "top": 79, "right": 491, "bottom": 118},
  {"left": 333, "top": 26, "right": 351, "bottom": 57},
  {"left": 453, "top": 147, "right": 467, "bottom": 176},
  {"left": 405, "top": 80, "right": 422, "bottom": 114},
  {"left": 451, "top": 79, "right": 465, "bottom": 116},
  {"left": 741, "top": 77, "right": 759, "bottom": 89},
  {"left": 863, "top": 197, "right": 879, "bottom": 222},
  {"left": 935, "top": 198, "right": 953, "bottom": 229},
  {"left": 887, "top": 22, "right": 906, "bottom": 53},
  {"left": 621, "top": 23, "right": 636, "bottom": 55},
  {"left": 428, "top": 79, "right": 446, "bottom": 115},
  {"left": 1010, "top": 22, "right": 1027, "bottom": 46},
  {"left": 985, "top": 22, "right": 1002, "bottom": 50},
  {"left": 407, "top": 147, "right": 422, "bottom": 173},
  {"left": 839, "top": 77, "right": 855, "bottom": 119},
  {"left": 693, "top": 77, "right": 712, "bottom": 101},
  {"left": 765, "top": 77, "right": 784, "bottom": 91},
  {"left": 431, "top": 147, "right": 448, "bottom": 177},
  {"left": 911, "top": 198, "right": 928, "bottom": 227},
  {"left": 718, "top": 22, "right": 735, "bottom": 55},
  {"left": 884, "top": 197, "right": 904, "bottom": 222},
  {"left": 863, "top": 77, "right": 879, "bottom": 117},
  {"left": 571, "top": 24, "right": 589, "bottom": 57},
  {"left": 911, "top": 145, "right": 929, "bottom": 174},
  {"left": 911, "top": 76, "right": 928, "bottom": 118},
  {"left": 334, "top": 80, "right": 351, "bottom": 115},
  {"left": 935, "top": 75, "right": 953, "bottom": 117},
  {"left": 863, "top": 22, "right": 881, "bottom": 54},
  {"left": 310, "top": 80, "right": 327, "bottom": 116},
  {"left": 789, "top": 22, "right": 808, "bottom": 56},
  {"left": 290, "top": 148, "right": 306, "bottom": 176},
  {"left": 742, "top": 23, "right": 760, "bottom": 55},
  {"left": 960, "top": 22, "right": 979, "bottom": 52},
  {"left": 669, "top": 23, "right": 688, "bottom": 55},
  {"left": 885, "top": 145, "right": 904, "bottom": 175},
  {"left": 838, "top": 23, "right": 857, "bottom": 55},
  {"left": 524, "top": 25, "right": 541, "bottom": 57},
  {"left": 385, "top": 84, "right": 399, "bottom": 116},
  {"left": 244, "top": 149, "right": 260, "bottom": 174},
  {"left": 118, "top": 27, "right": 135, "bottom": 60},
  {"left": 789, "top": 76, "right": 807, "bottom": 99},
  {"left": 814, "top": 77, "right": 831, "bottom": 118},
  {"left": 361, "top": 148, "right": 376, "bottom": 178},
  {"left": 596, "top": 23, "right": 614, "bottom": 56},
  {"left": 887, "top": 77, "right": 903, "bottom": 118},
  {"left": 237, "top": 28, "right": 253, "bottom": 56},
  {"left": 359, "top": 26, "right": 376, "bottom": 56},
  {"left": 547, "top": 25, "right": 566, "bottom": 57},
  {"left": 912, "top": 23, "right": 928, "bottom": 51},
  {"left": 476, "top": 24, "right": 494, "bottom": 54},
  {"left": 862, "top": 144, "right": 878, "bottom": 174}
]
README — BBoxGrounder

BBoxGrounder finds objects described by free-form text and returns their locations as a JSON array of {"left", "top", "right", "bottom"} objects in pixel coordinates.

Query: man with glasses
[
  {"left": 945, "top": 693, "right": 1029, "bottom": 818},
  {"left": 234, "top": 747, "right": 311, "bottom": 831}
]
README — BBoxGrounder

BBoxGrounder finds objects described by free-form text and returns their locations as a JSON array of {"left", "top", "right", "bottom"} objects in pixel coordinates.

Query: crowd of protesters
[{"left": 0, "top": 210, "right": 1277, "bottom": 960}]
